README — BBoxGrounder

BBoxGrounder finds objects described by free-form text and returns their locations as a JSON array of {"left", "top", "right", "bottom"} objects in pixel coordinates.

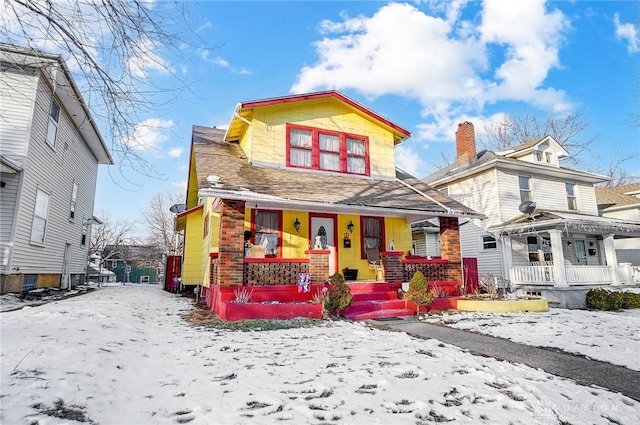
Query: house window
[
  {"left": 287, "top": 124, "right": 369, "bottom": 175},
  {"left": 545, "top": 152, "right": 552, "bottom": 163},
  {"left": 139, "top": 275, "right": 150, "bottom": 284},
  {"left": 527, "top": 236, "right": 552, "bottom": 263},
  {"left": 46, "top": 98, "right": 60, "bottom": 148},
  {"left": 535, "top": 151, "right": 543, "bottom": 162},
  {"left": 23, "top": 274, "right": 37, "bottom": 291},
  {"left": 255, "top": 210, "right": 281, "bottom": 256},
  {"left": 30, "top": 188, "right": 50, "bottom": 244},
  {"left": 69, "top": 182, "right": 78, "bottom": 220},
  {"left": 482, "top": 235, "right": 497, "bottom": 250},
  {"left": 519, "top": 176, "right": 531, "bottom": 203},
  {"left": 565, "top": 182, "right": 577, "bottom": 210},
  {"left": 527, "top": 236, "right": 540, "bottom": 263},
  {"left": 203, "top": 213, "right": 209, "bottom": 238},
  {"left": 360, "top": 216, "right": 384, "bottom": 258}
]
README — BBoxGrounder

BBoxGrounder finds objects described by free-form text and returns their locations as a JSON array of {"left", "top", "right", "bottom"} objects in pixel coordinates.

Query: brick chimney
[{"left": 455, "top": 121, "right": 477, "bottom": 167}]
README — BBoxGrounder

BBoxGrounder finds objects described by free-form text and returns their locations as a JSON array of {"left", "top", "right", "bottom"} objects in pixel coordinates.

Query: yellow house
[{"left": 177, "top": 91, "right": 481, "bottom": 320}]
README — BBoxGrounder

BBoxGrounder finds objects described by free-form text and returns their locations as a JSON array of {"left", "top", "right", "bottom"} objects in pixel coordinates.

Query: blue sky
[{"left": 91, "top": 0, "right": 640, "bottom": 235}]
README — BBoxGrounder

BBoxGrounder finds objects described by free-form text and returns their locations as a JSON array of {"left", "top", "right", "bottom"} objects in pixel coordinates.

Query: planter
[{"left": 456, "top": 298, "right": 549, "bottom": 313}]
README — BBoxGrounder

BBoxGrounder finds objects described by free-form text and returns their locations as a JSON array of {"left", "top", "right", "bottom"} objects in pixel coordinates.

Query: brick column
[
  {"left": 305, "top": 250, "right": 330, "bottom": 284},
  {"left": 217, "top": 200, "right": 245, "bottom": 287},
  {"left": 381, "top": 251, "right": 404, "bottom": 283},
  {"left": 439, "top": 217, "right": 462, "bottom": 282}
]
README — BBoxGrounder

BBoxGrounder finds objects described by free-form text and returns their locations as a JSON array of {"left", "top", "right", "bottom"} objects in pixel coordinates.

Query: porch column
[
  {"left": 439, "top": 217, "right": 462, "bottom": 282},
  {"left": 603, "top": 234, "right": 620, "bottom": 284},
  {"left": 549, "top": 229, "right": 568, "bottom": 287},
  {"left": 305, "top": 250, "right": 330, "bottom": 284},
  {"left": 381, "top": 251, "right": 403, "bottom": 283},
  {"left": 217, "top": 199, "right": 245, "bottom": 287}
]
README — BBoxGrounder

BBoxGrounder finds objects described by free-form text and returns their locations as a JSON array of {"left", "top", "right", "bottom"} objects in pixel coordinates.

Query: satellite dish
[
  {"left": 169, "top": 203, "right": 186, "bottom": 214},
  {"left": 518, "top": 200, "right": 536, "bottom": 215}
]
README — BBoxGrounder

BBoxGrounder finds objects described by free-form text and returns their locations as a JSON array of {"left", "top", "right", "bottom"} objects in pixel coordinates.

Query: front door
[
  {"left": 311, "top": 215, "right": 337, "bottom": 275},
  {"left": 574, "top": 240, "right": 588, "bottom": 265}
]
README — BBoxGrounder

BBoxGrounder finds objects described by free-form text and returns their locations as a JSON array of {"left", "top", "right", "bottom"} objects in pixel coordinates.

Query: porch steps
[{"left": 344, "top": 283, "right": 415, "bottom": 320}]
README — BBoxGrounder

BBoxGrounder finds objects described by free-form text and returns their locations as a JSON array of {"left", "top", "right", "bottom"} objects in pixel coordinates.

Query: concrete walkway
[{"left": 375, "top": 317, "right": 640, "bottom": 402}]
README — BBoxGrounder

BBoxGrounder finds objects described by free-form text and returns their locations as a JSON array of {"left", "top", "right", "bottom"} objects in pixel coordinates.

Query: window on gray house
[
  {"left": 565, "top": 182, "right": 577, "bottom": 210},
  {"left": 482, "top": 235, "right": 497, "bottom": 250},
  {"left": 30, "top": 188, "right": 50, "bottom": 244},
  {"left": 519, "top": 176, "right": 531, "bottom": 203},
  {"left": 69, "top": 181, "right": 78, "bottom": 220},
  {"left": 46, "top": 98, "right": 60, "bottom": 148}
]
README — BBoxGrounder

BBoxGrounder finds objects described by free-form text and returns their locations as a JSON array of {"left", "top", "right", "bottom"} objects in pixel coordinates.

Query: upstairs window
[
  {"left": 287, "top": 124, "right": 369, "bottom": 175},
  {"left": 254, "top": 210, "right": 281, "bottom": 257},
  {"left": 519, "top": 175, "right": 532, "bottom": 203},
  {"left": 31, "top": 188, "right": 50, "bottom": 244},
  {"left": 545, "top": 152, "right": 553, "bottom": 163},
  {"left": 566, "top": 182, "right": 577, "bottom": 210},
  {"left": 535, "top": 151, "right": 543, "bottom": 162},
  {"left": 46, "top": 98, "right": 60, "bottom": 148}
]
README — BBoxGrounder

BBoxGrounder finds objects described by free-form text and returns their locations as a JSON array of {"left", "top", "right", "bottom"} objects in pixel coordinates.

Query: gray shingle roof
[{"left": 191, "top": 126, "right": 480, "bottom": 218}]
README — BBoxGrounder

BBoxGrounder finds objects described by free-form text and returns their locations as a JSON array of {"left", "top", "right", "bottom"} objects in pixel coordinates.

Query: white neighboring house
[
  {"left": 0, "top": 44, "right": 113, "bottom": 293},
  {"left": 595, "top": 184, "right": 640, "bottom": 277},
  {"left": 421, "top": 122, "right": 640, "bottom": 307}
]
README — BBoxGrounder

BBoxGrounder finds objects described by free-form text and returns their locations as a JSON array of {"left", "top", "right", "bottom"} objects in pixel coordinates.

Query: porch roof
[
  {"left": 191, "top": 126, "right": 483, "bottom": 222},
  {"left": 488, "top": 209, "right": 640, "bottom": 237}
]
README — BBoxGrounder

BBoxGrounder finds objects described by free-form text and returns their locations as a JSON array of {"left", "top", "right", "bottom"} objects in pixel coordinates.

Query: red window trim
[
  {"left": 359, "top": 215, "right": 386, "bottom": 259},
  {"left": 251, "top": 209, "right": 283, "bottom": 257},
  {"left": 286, "top": 123, "right": 370, "bottom": 176}
]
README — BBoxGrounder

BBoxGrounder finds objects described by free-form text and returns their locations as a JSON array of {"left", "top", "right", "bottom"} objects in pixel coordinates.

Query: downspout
[{"left": 234, "top": 110, "right": 253, "bottom": 163}]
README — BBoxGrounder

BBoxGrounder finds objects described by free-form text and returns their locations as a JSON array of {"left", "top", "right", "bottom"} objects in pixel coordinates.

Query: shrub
[
  {"left": 404, "top": 271, "right": 434, "bottom": 314},
  {"left": 323, "top": 273, "right": 352, "bottom": 317},
  {"left": 586, "top": 288, "right": 640, "bottom": 310}
]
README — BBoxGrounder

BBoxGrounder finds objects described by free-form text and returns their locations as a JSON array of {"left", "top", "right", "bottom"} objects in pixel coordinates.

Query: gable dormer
[
  {"left": 223, "top": 91, "right": 410, "bottom": 180},
  {"left": 501, "top": 135, "right": 568, "bottom": 167}
]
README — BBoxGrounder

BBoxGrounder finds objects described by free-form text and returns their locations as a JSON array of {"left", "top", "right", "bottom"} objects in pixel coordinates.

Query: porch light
[
  {"left": 294, "top": 217, "right": 301, "bottom": 233},
  {"left": 347, "top": 220, "right": 355, "bottom": 233}
]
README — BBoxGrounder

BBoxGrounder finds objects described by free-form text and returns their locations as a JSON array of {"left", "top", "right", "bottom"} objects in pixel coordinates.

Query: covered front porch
[{"left": 491, "top": 211, "right": 640, "bottom": 290}]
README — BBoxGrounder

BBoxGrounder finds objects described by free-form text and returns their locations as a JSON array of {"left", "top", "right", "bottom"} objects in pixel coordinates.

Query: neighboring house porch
[{"left": 490, "top": 210, "right": 640, "bottom": 306}]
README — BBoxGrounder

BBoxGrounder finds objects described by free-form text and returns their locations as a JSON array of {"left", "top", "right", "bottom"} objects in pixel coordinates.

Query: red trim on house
[
  {"left": 359, "top": 215, "right": 386, "bottom": 259},
  {"left": 243, "top": 258, "right": 310, "bottom": 264},
  {"left": 209, "top": 252, "right": 219, "bottom": 258},
  {"left": 239, "top": 91, "right": 411, "bottom": 139},
  {"left": 286, "top": 123, "right": 370, "bottom": 176},
  {"left": 309, "top": 212, "right": 339, "bottom": 272},
  {"left": 176, "top": 204, "right": 203, "bottom": 219}
]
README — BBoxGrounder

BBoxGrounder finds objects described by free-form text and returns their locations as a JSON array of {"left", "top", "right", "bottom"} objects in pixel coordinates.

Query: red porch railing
[{"left": 242, "top": 258, "right": 310, "bottom": 286}]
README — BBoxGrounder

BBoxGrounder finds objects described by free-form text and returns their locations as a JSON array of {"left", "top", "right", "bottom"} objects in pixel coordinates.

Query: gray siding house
[
  {"left": 1, "top": 44, "right": 112, "bottom": 293},
  {"left": 419, "top": 122, "right": 640, "bottom": 307}
]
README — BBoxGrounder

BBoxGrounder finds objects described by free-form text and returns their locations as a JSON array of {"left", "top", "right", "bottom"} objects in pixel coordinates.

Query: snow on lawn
[
  {"left": 421, "top": 308, "right": 640, "bottom": 371},
  {"left": 1, "top": 285, "right": 638, "bottom": 425}
]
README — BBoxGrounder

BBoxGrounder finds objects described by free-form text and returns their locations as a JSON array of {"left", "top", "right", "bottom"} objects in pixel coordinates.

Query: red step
[
  {"left": 346, "top": 282, "right": 393, "bottom": 293},
  {"left": 345, "top": 308, "right": 415, "bottom": 321},
  {"left": 346, "top": 299, "right": 408, "bottom": 314},
  {"left": 352, "top": 291, "right": 398, "bottom": 301}
]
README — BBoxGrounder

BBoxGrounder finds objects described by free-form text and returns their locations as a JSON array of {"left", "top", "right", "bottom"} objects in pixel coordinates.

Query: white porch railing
[
  {"left": 566, "top": 266, "right": 613, "bottom": 285},
  {"left": 510, "top": 266, "right": 554, "bottom": 285},
  {"left": 511, "top": 264, "right": 632, "bottom": 286}
]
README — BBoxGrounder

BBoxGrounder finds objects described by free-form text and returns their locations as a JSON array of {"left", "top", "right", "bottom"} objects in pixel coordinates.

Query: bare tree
[
  {"left": 598, "top": 148, "right": 639, "bottom": 187},
  {"left": 142, "top": 191, "right": 184, "bottom": 255},
  {"left": 1, "top": 0, "right": 205, "bottom": 181},
  {"left": 90, "top": 210, "right": 135, "bottom": 280},
  {"left": 480, "top": 111, "right": 598, "bottom": 165}
]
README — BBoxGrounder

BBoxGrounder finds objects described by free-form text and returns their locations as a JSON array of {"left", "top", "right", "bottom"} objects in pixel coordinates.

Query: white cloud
[
  {"left": 199, "top": 51, "right": 252, "bottom": 74},
  {"left": 127, "top": 118, "right": 174, "bottom": 151},
  {"left": 167, "top": 147, "right": 183, "bottom": 158},
  {"left": 126, "top": 38, "right": 172, "bottom": 78},
  {"left": 394, "top": 144, "right": 427, "bottom": 176},
  {"left": 614, "top": 13, "right": 639, "bottom": 54},
  {"left": 172, "top": 179, "right": 188, "bottom": 191},
  {"left": 292, "top": 0, "right": 573, "bottom": 142}
]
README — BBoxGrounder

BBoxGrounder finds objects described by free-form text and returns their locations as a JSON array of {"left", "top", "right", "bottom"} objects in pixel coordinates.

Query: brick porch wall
[
  {"left": 217, "top": 199, "right": 245, "bottom": 286},
  {"left": 439, "top": 216, "right": 462, "bottom": 282},
  {"left": 381, "top": 251, "right": 403, "bottom": 283},
  {"left": 305, "top": 250, "right": 330, "bottom": 284}
]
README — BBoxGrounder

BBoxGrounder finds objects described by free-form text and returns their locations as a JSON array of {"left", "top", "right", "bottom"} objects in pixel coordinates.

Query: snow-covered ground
[
  {"left": 1, "top": 285, "right": 638, "bottom": 425},
  {"left": 422, "top": 307, "right": 640, "bottom": 372}
]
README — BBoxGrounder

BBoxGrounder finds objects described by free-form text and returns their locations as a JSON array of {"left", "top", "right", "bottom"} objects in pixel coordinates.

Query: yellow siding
[
  {"left": 246, "top": 99, "right": 397, "bottom": 177},
  {"left": 182, "top": 208, "right": 203, "bottom": 285},
  {"left": 186, "top": 150, "right": 199, "bottom": 209}
]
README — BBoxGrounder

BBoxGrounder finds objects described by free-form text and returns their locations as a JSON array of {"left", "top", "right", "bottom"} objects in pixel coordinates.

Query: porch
[
  {"left": 203, "top": 251, "right": 467, "bottom": 321},
  {"left": 510, "top": 263, "right": 637, "bottom": 286}
]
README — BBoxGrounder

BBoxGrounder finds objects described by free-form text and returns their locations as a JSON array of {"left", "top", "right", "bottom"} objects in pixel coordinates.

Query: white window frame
[
  {"left": 482, "top": 235, "right": 497, "bottom": 250},
  {"left": 69, "top": 181, "right": 78, "bottom": 221},
  {"left": 535, "top": 151, "right": 543, "bottom": 162},
  {"left": 46, "top": 98, "right": 60, "bottom": 148},
  {"left": 519, "top": 175, "right": 532, "bottom": 203},
  {"left": 30, "top": 188, "right": 51, "bottom": 244},
  {"left": 565, "top": 182, "right": 577, "bottom": 211}
]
